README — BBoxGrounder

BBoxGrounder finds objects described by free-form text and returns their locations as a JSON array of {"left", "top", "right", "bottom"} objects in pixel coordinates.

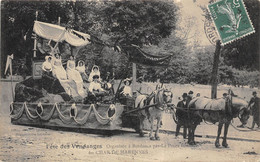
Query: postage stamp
[{"left": 208, "top": 0, "right": 255, "bottom": 45}]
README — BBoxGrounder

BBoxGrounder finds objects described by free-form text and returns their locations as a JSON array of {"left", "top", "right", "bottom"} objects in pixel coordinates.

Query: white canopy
[{"left": 33, "top": 21, "right": 91, "bottom": 47}]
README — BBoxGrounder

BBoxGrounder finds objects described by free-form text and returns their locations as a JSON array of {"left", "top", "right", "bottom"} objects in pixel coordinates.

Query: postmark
[
  {"left": 204, "top": 18, "right": 219, "bottom": 45},
  {"left": 208, "top": 0, "right": 255, "bottom": 45}
]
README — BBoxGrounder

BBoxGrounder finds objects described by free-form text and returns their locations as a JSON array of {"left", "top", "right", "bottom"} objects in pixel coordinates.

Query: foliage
[
  {"left": 1, "top": 1, "right": 258, "bottom": 88},
  {"left": 100, "top": 1, "right": 178, "bottom": 46},
  {"left": 1, "top": 1, "right": 179, "bottom": 79}
]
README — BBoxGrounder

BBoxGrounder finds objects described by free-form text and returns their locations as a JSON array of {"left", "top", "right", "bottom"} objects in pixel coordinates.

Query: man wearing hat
[
  {"left": 249, "top": 91, "right": 260, "bottom": 129},
  {"left": 187, "top": 90, "right": 194, "bottom": 105},
  {"left": 175, "top": 93, "right": 188, "bottom": 138},
  {"left": 222, "top": 93, "right": 228, "bottom": 99}
]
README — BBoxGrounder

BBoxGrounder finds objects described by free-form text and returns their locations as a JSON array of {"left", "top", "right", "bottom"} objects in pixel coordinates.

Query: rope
[
  {"left": 55, "top": 103, "right": 73, "bottom": 124},
  {"left": 9, "top": 102, "right": 14, "bottom": 115},
  {"left": 37, "top": 104, "right": 56, "bottom": 121},
  {"left": 92, "top": 104, "right": 112, "bottom": 125},
  {"left": 10, "top": 102, "right": 25, "bottom": 120},
  {"left": 230, "top": 122, "right": 260, "bottom": 132},
  {"left": 24, "top": 102, "right": 39, "bottom": 120},
  {"left": 10, "top": 102, "right": 114, "bottom": 125},
  {"left": 73, "top": 105, "right": 92, "bottom": 125},
  {"left": 171, "top": 109, "right": 181, "bottom": 125}
]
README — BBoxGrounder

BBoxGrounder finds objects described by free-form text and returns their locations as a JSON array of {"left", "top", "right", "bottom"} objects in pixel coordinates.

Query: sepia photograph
[{"left": 0, "top": 0, "right": 259, "bottom": 161}]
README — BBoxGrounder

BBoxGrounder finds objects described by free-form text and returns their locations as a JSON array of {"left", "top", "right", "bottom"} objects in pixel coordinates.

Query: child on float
[
  {"left": 88, "top": 75, "right": 106, "bottom": 97},
  {"left": 42, "top": 56, "right": 52, "bottom": 76},
  {"left": 88, "top": 65, "right": 101, "bottom": 83},
  {"left": 119, "top": 78, "right": 133, "bottom": 97}
]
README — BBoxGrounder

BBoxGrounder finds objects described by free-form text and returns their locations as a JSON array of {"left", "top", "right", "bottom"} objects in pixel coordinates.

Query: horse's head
[
  {"left": 228, "top": 96, "right": 250, "bottom": 125},
  {"left": 156, "top": 89, "right": 173, "bottom": 106},
  {"left": 238, "top": 107, "right": 250, "bottom": 125},
  {"left": 163, "top": 89, "right": 173, "bottom": 104}
]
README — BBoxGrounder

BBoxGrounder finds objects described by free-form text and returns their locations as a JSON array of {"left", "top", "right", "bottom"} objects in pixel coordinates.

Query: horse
[
  {"left": 135, "top": 88, "right": 173, "bottom": 140},
  {"left": 186, "top": 95, "right": 250, "bottom": 147}
]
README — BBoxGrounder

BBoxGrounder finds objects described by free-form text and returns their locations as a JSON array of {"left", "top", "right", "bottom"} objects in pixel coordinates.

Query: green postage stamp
[{"left": 208, "top": 0, "right": 255, "bottom": 45}]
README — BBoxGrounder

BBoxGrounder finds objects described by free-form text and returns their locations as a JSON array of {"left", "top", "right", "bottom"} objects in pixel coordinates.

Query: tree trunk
[{"left": 211, "top": 40, "right": 221, "bottom": 99}]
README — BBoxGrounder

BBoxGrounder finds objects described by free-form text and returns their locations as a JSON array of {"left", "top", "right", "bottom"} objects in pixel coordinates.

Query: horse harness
[{"left": 172, "top": 96, "right": 235, "bottom": 125}]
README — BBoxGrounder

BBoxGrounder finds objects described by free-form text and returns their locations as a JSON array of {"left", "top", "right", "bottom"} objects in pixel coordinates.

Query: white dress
[
  {"left": 76, "top": 65, "right": 85, "bottom": 73},
  {"left": 52, "top": 57, "right": 67, "bottom": 80},
  {"left": 88, "top": 65, "right": 101, "bottom": 82},
  {"left": 122, "top": 85, "right": 132, "bottom": 97},
  {"left": 88, "top": 82, "right": 104, "bottom": 93},
  {"left": 67, "top": 60, "right": 85, "bottom": 98},
  {"left": 51, "top": 57, "right": 76, "bottom": 96}
]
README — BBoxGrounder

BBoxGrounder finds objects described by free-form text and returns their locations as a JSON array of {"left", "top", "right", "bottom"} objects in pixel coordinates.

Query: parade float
[{"left": 8, "top": 17, "right": 172, "bottom": 132}]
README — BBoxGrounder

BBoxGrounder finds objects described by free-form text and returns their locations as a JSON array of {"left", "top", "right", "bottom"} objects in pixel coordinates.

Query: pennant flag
[
  {"left": 5, "top": 54, "right": 14, "bottom": 75},
  {"left": 121, "top": 45, "right": 172, "bottom": 66}
]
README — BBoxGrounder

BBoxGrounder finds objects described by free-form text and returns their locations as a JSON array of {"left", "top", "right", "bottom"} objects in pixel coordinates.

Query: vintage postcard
[{"left": 0, "top": 0, "right": 259, "bottom": 161}]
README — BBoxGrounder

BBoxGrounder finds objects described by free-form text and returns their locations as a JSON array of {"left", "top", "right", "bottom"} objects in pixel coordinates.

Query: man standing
[
  {"left": 249, "top": 91, "right": 260, "bottom": 129},
  {"left": 187, "top": 90, "right": 194, "bottom": 104},
  {"left": 175, "top": 93, "right": 188, "bottom": 138}
]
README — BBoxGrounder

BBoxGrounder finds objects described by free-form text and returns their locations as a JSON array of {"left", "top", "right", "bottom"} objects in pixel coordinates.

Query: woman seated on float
[
  {"left": 88, "top": 65, "right": 101, "bottom": 83},
  {"left": 76, "top": 60, "right": 88, "bottom": 82},
  {"left": 50, "top": 53, "right": 76, "bottom": 96},
  {"left": 88, "top": 75, "right": 106, "bottom": 97},
  {"left": 52, "top": 53, "right": 67, "bottom": 80},
  {"left": 66, "top": 55, "right": 86, "bottom": 98},
  {"left": 42, "top": 56, "right": 52, "bottom": 76},
  {"left": 119, "top": 78, "right": 133, "bottom": 97}
]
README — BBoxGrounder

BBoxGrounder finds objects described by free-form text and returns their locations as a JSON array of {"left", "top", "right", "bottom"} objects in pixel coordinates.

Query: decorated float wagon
[
  {"left": 8, "top": 20, "right": 135, "bottom": 131},
  {"left": 8, "top": 19, "right": 171, "bottom": 133}
]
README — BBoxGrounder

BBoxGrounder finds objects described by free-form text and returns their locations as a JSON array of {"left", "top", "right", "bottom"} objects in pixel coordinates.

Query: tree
[
  {"left": 100, "top": 1, "right": 178, "bottom": 47},
  {"left": 1, "top": 1, "right": 179, "bottom": 79}
]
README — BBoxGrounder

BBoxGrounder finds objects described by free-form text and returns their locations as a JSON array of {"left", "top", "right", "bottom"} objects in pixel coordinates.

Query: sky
[{"left": 175, "top": 0, "right": 215, "bottom": 46}]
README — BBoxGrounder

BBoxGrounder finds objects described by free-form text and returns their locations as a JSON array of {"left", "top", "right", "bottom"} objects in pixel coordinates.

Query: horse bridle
[
  {"left": 146, "top": 89, "right": 166, "bottom": 110},
  {"left": 156, "top": 89, "right": 172, "bottom": 110}
]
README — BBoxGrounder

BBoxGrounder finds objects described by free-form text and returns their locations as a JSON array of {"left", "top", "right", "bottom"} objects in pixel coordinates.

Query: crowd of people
[
  {"left": 42, "top": 53, "right": 113, "bottom": 100},
  {"left": 41, "top": 44, "right": 133, "bottom": 103}
]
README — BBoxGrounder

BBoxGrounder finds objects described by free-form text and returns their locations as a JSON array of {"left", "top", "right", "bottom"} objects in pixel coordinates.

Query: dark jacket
[
  {"left": 187, "top": 96, "right": 193, "bottom": 105},
  {"left": 176, "top": 100, "right": 188, "bottom": 125},
  {"left": 249, "top": 96, "right": 260, "bottom": 123}
]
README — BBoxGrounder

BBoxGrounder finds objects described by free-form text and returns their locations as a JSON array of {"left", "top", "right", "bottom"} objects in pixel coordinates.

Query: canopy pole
[
  {"left": 132, "top": 63, "right": 137, "bottom": 92},
  {"left": 33, "top": 11, "right": 38, "bottom": 58},
  {"left": 10, "top": 58, "right": 14, "bottom": 101},
  {"left": 58, "top": 17, "right": 61, "bottom": 25}
]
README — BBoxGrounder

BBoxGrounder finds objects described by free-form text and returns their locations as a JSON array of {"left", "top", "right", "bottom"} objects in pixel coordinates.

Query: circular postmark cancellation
[{"left": 204, "top": 18, "right": 219, "bottom": 45}]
